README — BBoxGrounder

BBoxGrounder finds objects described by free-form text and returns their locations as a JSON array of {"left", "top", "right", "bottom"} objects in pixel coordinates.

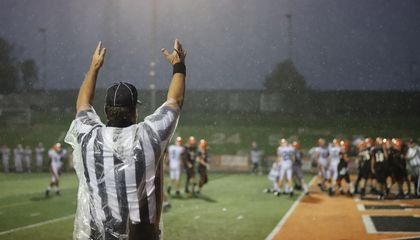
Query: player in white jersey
[
  {"left": 326, "top": 139, "right": 342, "bottom": 196},
  {"left": 313, "top": 138, "right": 329, "bottom": 192},
  {"left": 277, "top": 139, "right": 295, "bottom": 197},
  {"left": 167, "top": 137, "right": 185, "bottom": 196},
  {"left": 264, "top": 160, "right": 282, "bottom": 194},
  {"left": 23, "top": 145, "right": 32, "bottom": 173},
  {"left": 406, "top": 139, "right": 420, "bottom": 198},
  {"left": 35, "top": 142, "right": 45, "bottom": 172},
  {"left": 1, "top": 145, "right": 10, "bottom": 173},
  {"left": 14, "top": 144, "right": 24, "bottom": 172},
  {"left": 45, "top": 143, "right": 67, "bottom": 196}
]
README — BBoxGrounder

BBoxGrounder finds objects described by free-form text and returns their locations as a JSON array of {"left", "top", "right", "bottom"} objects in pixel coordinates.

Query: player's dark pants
[
  {"left": 251, "top": 162, "right": 259, "bottom": 174},
  {"left": 198, "top": 167, "right": 208, "bottom": 188},
  {"left": 185, "top": 167, "right": 195, "bottom": 193},
  {"left": 375, "top": 163, "right": 388, "bottom": 185},
  {"left": 337, "top": 161, "right": 350, "bottom": 185},
  {"left": 355, "top": 160, "right": 370, "bottom": 193},
  {"left": 337, "top": 173, "right": 351, "bottom": 185}
]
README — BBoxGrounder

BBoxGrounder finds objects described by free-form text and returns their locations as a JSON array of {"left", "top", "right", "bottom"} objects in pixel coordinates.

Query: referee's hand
[
  {"left": 161, "top": 39, "right": 186, "bottom": 65},
  {"left": 91, "top": 42, "right": 106, "bottom": 71}
]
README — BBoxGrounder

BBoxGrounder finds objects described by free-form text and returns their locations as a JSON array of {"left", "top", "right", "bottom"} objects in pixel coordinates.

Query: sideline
[
  {"left": 0, "top": 214, "right": 74, "bottom": 236},
  {"left": 265, "top": 176, "right": 317, "bottom": 240}
]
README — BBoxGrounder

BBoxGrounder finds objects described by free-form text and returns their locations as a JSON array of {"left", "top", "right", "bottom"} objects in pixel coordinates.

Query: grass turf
[{"left": 0, "top": 172, "right": 312, "bottom": 240}]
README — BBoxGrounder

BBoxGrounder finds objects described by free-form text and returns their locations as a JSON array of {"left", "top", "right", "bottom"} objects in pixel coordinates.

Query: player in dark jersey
[
  {"left": 388, "top": 138, "right": 409, "bottom": 198},
  {"left": 354, "top": 140, "right": 372, "bottom": 196},
  {"left": 336, "top": 140, "right": 353, "bottom": 196},
  {"left": 184, "top": 136, "right": 198, "bottom": 195},
  {"left": 292, "top": 141, "right": 308, "bottom": 195},
  {"left": 196, "top": 139, "right": 210, "bottom": 194},
  {"left": 371, "top": 137, "right": 388, "bottom": 199}
]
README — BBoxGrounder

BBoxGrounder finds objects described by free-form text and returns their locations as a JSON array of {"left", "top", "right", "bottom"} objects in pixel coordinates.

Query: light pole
[
  {"left": 285, "top": 13, "right": 293, "bottom": 61},
  {"left": 38, "top": 27, "right": 47, "bottom": 90},
  {"left": 149, "top": 0, "right": 157, "bottom": 111}
]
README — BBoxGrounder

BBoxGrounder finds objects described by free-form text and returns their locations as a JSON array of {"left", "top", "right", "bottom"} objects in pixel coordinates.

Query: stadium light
[
  {"left": 150, "top": 0, "right": 157, "bottom": 111},
  {"left": 38, "top": 27, "right": 47, "bottom": 90}
]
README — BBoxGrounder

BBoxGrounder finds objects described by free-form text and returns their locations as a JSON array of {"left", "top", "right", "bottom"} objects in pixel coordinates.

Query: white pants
[
  {"left": 24, "top": 157, "right": 31, "bottom": 172},
  {"left": 170, "top": 167, "right": 181, "bottom": 180},
  {"left": 51, "top": 163, "right": 62, "bottom": 182},
  {"left": 279, "top": 161, "right": 293, "bottom": 181},
  {"left": 326, "top": 161, "right": 339, "bottom": 181},
  {"left": 2, "top": 158, "right": 9, "bottom": 172},
  {"left": 268, "top": 164, "right": 281, "bottom": 182},
  {"left": 15, "top": 157, "right": 22, "bottom": 172},
  {"left": 318, "top": 158, "right": 328, "bottom": 178},
  {"left": 36, "top": 157, "right": 43, "bottom": 168}
]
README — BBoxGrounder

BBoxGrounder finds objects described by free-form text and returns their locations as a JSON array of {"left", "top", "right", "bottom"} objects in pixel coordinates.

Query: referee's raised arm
[
  {"left": 161, "top": 39, "right": 186, "bottom": 109},
  {"left": 76, "top": 42, "right": 106, "bottom": 113}
]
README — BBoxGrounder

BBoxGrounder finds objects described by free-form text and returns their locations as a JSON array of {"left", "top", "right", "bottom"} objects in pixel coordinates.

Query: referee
[{"left": 65, "top": 39, "right": 186, "bottom": 240}]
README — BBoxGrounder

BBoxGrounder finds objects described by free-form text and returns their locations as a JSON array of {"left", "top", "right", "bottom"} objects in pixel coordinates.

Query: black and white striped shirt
[{"left": 65, "top": 103, "right": 179, "bottom": 240}]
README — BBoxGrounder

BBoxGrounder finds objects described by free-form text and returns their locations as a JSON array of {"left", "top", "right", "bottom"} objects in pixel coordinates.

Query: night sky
[{"left": 1, "top": 0, "right": 419, "bottom": 90}]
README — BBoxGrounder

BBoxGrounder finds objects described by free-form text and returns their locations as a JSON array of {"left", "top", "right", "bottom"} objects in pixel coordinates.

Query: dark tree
[
  {"left": 21, "top": 59, "right": 39, "bottom": 91},
  {"left": 0, "top": 37, "right": 20, "bottom": 93},
  {"left": 264, "top": 59, "right": 306, "bottom": 92}
]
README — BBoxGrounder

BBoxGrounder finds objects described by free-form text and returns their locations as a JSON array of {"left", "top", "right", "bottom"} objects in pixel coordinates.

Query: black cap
[{"left": 106, "top": 82, "right": 142, "bottom": 108}]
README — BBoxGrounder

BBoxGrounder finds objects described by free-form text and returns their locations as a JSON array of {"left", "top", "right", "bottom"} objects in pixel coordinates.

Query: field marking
[
  {"left": 0, "top": 214, "right": 74, "bottom": 236},
  {"left": 265, "top": 176, "right": 316, "bottom": 240},
  {"left": 384, "top": 236, "right": 420, "bottom": 240},
  {"left": 0, "top": 201, "right": 31, "bottom": 209},
  {"left": 362, "top": 215, "right": 377, "bottom": 234},
  {"left": 357, "top": 204, "right": 366, "bottom": 211}
]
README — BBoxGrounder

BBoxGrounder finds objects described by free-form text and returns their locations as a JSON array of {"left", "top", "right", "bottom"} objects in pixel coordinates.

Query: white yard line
[
  {"left": 0, "top": 214, "right": 74, "bottom": 236},
  {"left": 357, "top": 204, "right": 366, "bottom": 211},
  {"left": 265, "top": 176, "right": 317, "bottom": 240},
  {"left": 0, "top": 201, "right": 31, "bottom": 209},
  {"left": 384, "top": 236, "right": 420, "bottom": 240},
  {"left": 362, "top": 215, "right": 377, "bottom": 234}
]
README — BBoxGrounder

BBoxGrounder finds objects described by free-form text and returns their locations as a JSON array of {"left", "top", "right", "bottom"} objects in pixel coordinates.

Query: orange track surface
[{"left": 272, "top": 183, "right": 420, "bottom": 240}]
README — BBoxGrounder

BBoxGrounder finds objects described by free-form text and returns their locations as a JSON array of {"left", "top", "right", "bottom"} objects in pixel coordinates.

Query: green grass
[{"left": 0, "top": 172, "right": 313, "bottom": 240}]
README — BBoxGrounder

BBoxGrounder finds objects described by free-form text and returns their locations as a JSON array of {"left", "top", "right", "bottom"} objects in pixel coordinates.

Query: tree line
[{"left": 0, "top": 37, "right": 39, "bottom": 94}]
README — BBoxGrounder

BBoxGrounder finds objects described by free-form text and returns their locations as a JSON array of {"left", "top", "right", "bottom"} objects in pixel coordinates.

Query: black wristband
[{"left": 173, "top": 62, "right": 186, "bottom": 75}]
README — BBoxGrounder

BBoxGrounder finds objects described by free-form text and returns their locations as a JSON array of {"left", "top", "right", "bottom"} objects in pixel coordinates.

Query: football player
[
  {"left": 35, "top": 142, "right": 45, "bottom": 172},
  {"left": 336, "top": 140, "right": 353, "bottom": 195},
  {"left": 196, "top": 139, "right": 210, "bottom": 194},
  {"left": 326, "top": 139, "right": 341, "bottom": 196},
  {"left": 23, "top": 145, "right": 32, "bottom": 173},
  {"left": 389, "top": 138, "right": 408, "bottom": 198},
  {"left": 1, "top": 144, "right": 10, "bottom": 173},
  {"left": 371, "top": 137, "right": 388, "bottom": 199},
  {"left": 184, "top": 136, "right": 197, "bottom": 195},
  {"left": 406, "top": 139, "right": 420, "bottom": 198},
  {"left": 314, "top": 138, "right": 329, "bottom": 192},
  {"left": 167, "top": 137, "right": 185, "bottom": 196},
  {"left": 45, "top": 143, "right": 67, "bottom": 196},
  {"left": 277, "top": 139, "right": 295, "bottom": 197},
  {"left": 264, "top": 159, "right": 281, "bottom": 194},
  {"left": 292, "top": 141, "right": 308, "bottom": 195},
  {"left": 354, "top": 139, "right": 371, "bottom": 196}
]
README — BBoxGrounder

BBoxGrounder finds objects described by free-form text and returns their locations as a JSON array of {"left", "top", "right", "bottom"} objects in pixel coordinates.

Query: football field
[{"left": 0, "top": 172, "right": 312, "bottom": 240}]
